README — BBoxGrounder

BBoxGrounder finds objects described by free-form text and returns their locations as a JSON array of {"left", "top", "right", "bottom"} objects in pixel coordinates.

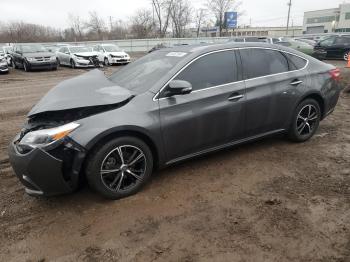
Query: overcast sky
[{"left": 1, "top": 0, "right": 350, "bottom": 29}]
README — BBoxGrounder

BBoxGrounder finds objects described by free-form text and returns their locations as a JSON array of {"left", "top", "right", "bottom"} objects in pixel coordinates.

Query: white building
[{"left": 303, "top": 3, "right": 350, "bottom": 34}]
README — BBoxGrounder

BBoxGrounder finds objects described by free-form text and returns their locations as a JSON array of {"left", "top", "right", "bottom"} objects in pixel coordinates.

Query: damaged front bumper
[{"left": 8, "top": 135, "right": 86, "bottom": 196}]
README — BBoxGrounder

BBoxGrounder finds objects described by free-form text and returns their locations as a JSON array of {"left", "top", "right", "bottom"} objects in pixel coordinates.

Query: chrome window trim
[{"left": 153, "top": 47, "right": 309, "bottom": 101}]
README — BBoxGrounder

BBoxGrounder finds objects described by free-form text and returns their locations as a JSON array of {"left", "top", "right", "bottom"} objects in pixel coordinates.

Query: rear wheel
[
  {"left": 288, "top": 99, "right": 321, "bottom": 142},
  {"left": 86, "top": 136, "right": 153, "bottom": 199}
]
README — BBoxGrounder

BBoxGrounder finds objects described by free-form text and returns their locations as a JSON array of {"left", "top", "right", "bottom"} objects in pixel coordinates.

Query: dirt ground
[{"left": 0, "top": 56, "right": 350, "bottom": 262}]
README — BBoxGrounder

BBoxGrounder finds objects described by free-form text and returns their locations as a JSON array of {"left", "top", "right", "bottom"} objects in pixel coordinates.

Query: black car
[
  {"left": 8, "top": 42, "right": 342, "bottom": 199},
  {"left": 313, "top": 35, "right": 350, "bottom": 60},
  {"left": 11, "top": 44, "right": 58, "bottom": 71}
]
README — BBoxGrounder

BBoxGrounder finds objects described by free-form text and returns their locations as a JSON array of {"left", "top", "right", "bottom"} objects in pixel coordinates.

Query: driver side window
[{"left": 174, "top": 51, "right": 238, "bottom": 92}]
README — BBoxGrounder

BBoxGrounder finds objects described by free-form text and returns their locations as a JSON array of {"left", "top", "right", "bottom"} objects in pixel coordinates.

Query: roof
[{"left": 163, "top": 42, "right": 287, "bottom": 54}]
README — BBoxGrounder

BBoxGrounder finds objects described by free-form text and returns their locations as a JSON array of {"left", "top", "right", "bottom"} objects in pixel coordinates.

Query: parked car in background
[
  {"left": 56, "top": 46, "right": 101, "bottom": 68},
  {"left": 229, "top": 37, "right": 282, "bottom": 44},
  {"left": 8, "top": 42, "right": 341, "bottom": 199},
  {"left": 92, "top": 44, "right": 130, "bottom": 65},
  {"left": 0, "top": 55, "right": 9, "bottom": 74},
  {"left": 275, "top": 39, "right": 314, "bottom": 55},
  {"left": 11, "top": 44, "right": 57, "bottom": 72},
  {"left": 44, "top": 44, "right": 70, "bottom": 53},
  {"left": 1, "top": 46, "right": 13, "bottom": 65},
  {"left": 294, "top": 38, "right": 317, "bottom": 46},
  {"left": 313, "top": 35, "right": 350, "bottom": 60}
]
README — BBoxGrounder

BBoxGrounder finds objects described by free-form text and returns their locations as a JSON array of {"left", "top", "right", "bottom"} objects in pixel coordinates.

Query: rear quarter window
[{"left": 284, "top": 53, "right": 307, "bottom": 71}]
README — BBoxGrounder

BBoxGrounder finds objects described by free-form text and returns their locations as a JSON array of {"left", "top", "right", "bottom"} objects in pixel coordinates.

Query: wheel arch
[
  {"left": 84, "top": 128, "right": 160, "bottom": 171},
  {"left": 297, "top": 92, "right": 325, "bottom": 119}
]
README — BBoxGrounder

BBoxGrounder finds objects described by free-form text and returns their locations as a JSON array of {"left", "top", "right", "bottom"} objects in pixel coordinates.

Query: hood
[
  {"left": 24, "top": 52, "right": 54, "bottom": 58},
  {"left": 28, "top": 69, "right": 134, "bottom": 116},
  {"left": 73, "top": 52, "right": 98, "bottom": 57}
]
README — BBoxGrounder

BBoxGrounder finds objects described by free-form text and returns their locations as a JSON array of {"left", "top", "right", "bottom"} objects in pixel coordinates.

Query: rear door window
[
  {"left": 174, "top": 50, "right": 238, "bottom": 91},
  {"left": 240, "top": 48, "right": 289, "bottom": 79}
]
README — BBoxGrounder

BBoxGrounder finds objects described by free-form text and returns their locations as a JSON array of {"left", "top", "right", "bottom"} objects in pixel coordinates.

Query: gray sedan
[{"left": 8, "top": 42, "right": 342, "bottom": 199}]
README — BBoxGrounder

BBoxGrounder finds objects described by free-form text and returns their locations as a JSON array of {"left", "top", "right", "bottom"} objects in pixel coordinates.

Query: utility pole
[{"left": 286, "top": 0, "right": 292, "bottom": 35}]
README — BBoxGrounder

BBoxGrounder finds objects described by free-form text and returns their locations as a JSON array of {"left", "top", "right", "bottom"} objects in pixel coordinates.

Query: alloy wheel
[
  {"left": 296, "top": 104, "right": 318, "bottom": 136},
  {"left": 100, "top": 145, "right": 147, "bottom": 192}
]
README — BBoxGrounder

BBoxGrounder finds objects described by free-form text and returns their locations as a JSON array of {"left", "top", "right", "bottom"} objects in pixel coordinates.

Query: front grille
[{"left": 34, "top": 57, "right": 51, "bottom": 62}]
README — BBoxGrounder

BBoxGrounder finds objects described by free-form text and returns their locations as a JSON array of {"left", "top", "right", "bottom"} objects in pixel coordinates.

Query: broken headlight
[{"left": 19, "top": 122, "right": 80, "bottom": 149}]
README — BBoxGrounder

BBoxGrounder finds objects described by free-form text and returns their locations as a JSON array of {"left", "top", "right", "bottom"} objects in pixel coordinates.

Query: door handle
[
  {"left": 290, "top": 80, "right": 303, "bottom": 86},
  {"left": 228, "top": 94, "right": 244, "bottom": 101}
]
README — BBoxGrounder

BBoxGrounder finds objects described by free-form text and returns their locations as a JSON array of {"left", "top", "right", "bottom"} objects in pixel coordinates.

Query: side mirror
[{"left": 164, "top": 80, "right": 192, "bottom": 97}]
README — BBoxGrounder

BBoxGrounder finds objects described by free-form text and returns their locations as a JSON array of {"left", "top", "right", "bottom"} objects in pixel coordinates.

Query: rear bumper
[{"left": 8, "top": 136, "right": 86, "bottom": 196}]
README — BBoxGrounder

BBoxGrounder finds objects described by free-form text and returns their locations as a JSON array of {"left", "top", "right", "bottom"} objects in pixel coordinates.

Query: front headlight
[
  {"left": 50, "top": 56, "right": 56, "bottom": 60},
  {"left": 26, "top": 57, "right": 35, "bottom": 62},
  {"left": 19, "top": 122, "right": 80, "bottom": 148}
]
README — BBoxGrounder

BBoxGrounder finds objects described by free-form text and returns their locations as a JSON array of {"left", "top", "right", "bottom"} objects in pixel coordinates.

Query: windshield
[
  {"left": 103, "top": 45, "right": 120, "bottom": 52},
  {"left": 109, "top": 51, "right": 187, "bottom": 92},
  {"left": 69, "top": 46, "right": 92, "bottom": 53},
  {"left": 21, "top": 44, "right": 47, "bottom": 53}
]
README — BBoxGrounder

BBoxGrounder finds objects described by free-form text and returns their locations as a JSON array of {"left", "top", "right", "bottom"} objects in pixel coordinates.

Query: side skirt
[{"left": 166, "top": 129, "right": 286, "bottom": 165}]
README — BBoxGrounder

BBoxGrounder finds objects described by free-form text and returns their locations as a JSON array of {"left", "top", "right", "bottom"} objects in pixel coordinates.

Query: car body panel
[
  {"left": 8, "top": 42, "right": 342, "bottom": 196},
  {"left": 29, "top": 69, "right": 134, "bottom": 116}
]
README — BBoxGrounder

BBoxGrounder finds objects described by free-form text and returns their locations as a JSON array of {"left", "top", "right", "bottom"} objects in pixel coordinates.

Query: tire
[
  {"left": 56, "top": 58, "right": 60, "bottom": 67},
  {"left": 344, "top": 51, "right": 350, "bottom": 61},
  {"left": 288, "top": 99, "right": 321, "bottom": 142},
  {"left": 104, "top": 57, "right": 109, "bottom": 66},
  {"left": 12, "top": 59, "right": 17, "bottom": 69},
  {"left": 86, "top": 136, "right": 153, "bottom": 199},
  {"left": 70, "top": 59, "right": 76, "bottom": 69},
  {"left": 23, "top": 62, "right": 30, "bottom": 72}
]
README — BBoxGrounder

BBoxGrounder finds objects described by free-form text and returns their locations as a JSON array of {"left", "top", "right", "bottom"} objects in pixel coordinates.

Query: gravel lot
[{"left": 0, "top": 56, "right": 349, "bottom": 262}]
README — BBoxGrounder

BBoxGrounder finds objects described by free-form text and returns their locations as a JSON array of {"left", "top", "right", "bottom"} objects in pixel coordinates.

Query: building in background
[
  {"left": 187, "top": 26, "right": 303, "bottom": 38},
  {"left": 303, "top": 3, "right": 350, "bottom": 34}
]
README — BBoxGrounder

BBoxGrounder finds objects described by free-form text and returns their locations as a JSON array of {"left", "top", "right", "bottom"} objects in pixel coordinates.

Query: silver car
[{"left": 56, "top": 46, "right": 101, "bottom": 68}]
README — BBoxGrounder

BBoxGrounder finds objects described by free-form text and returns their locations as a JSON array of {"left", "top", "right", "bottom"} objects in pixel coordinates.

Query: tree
[
  {"left": 194, "top": 8, "right": 207, "bottom": 38},
  {"left": 68, "top": 13, "right": 85, "bottom": 41},
  {"left": 170, "top": 0, "right": 192, "bottom": 38},
  {"left": 151, "top": 0, "right": 173, "bottom": 38},
  {"left": 207, "top": 0, "right": 241, "bottom": 36},
  {"left": 85, "top": 11, "right": 107, "bottom": 40},
  {"left": 130, "top": 9, "right": 154, "bottom": 38}
]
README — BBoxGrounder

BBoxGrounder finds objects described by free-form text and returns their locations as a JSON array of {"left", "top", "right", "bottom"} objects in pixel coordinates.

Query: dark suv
[
  {"left": 11, "top": 44, "right": 58, "bottom": 71},
  {"left": 313, "top": 35, "right": 350, "bottom": 60}
]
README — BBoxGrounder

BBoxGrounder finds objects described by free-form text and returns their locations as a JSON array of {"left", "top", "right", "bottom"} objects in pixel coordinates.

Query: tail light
[{"left": 329, "top": 68, "right": 341, "bottom": 82}]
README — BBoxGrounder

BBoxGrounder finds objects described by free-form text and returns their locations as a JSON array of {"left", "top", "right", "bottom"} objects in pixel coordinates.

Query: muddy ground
[{"left": 0, "top": 56, "right": 349, "bottom": 262}]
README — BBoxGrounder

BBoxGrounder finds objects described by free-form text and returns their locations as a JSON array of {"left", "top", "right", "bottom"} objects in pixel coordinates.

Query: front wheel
[
  {"left": 104, "top": 57, "right": 109, "bottom": 66},
  {"left": 70, "top": 59, "right": 76, "bottom": 69},
  {"left": 288, "top": 99, "right": 321, "bottom": 142},
  {"left": 86, "top": 136, "right": 153, "bottom": 199},
  {"left": 12, "top": 59, "right": 17, "bottom": 69},
  {"left": 23, "top": 62, "right": 30, "bottom": 72}
]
